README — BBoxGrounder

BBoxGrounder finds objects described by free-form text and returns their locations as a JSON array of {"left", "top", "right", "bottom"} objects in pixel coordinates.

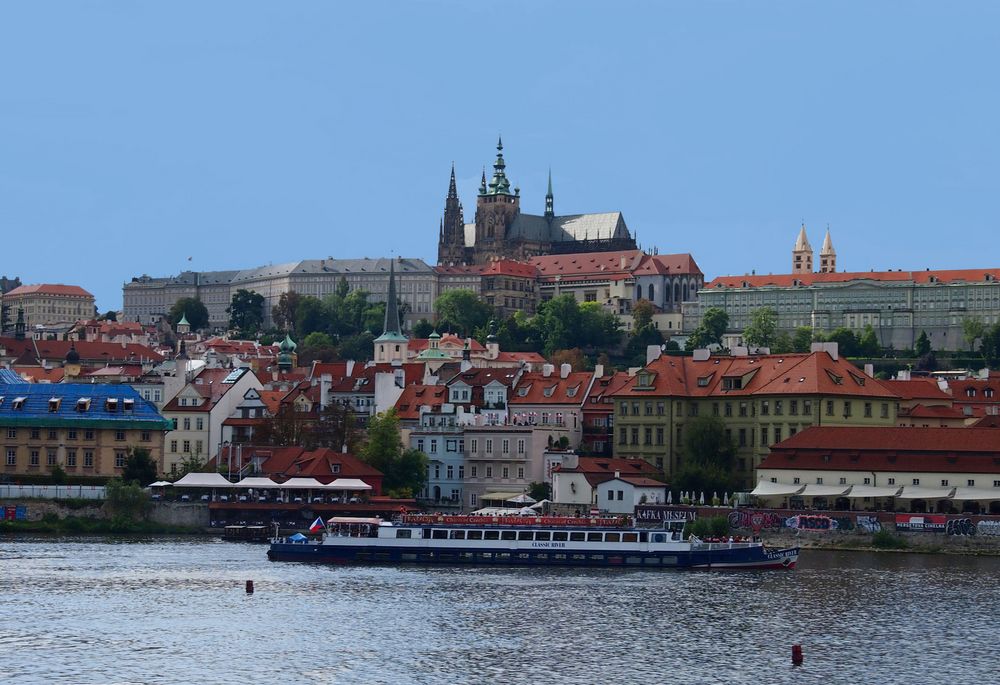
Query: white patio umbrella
[
  {"left": 666, "top": 491, "right": 673, "bottom": 504},
  {"left": 699, "top": 492, "right": 705, "bottom": 505},
  {"left": 506, "top": 493, "right": 537, "bottom": 505}
]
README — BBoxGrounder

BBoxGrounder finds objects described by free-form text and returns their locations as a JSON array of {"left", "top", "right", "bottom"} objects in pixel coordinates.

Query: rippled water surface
[{"left": 2, "top": 537, "right": 999, "bottom": 684}]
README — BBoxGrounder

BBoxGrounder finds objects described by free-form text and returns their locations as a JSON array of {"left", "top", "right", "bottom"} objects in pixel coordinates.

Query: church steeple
[
  {"left": 373, "top": 258, "right": 408, "bottom": 364},
  {"left": 437, "top": 163, "right": 467, "bottom": 265},
  {"left": 447, "top": 162, "right": 458, "bottom": 199},
  {"left": 819, "top": 226, "right": 836, "bottom": 273},
  {"left": 383, "top": 259, "right": 401, "bottom": 337},
  {"left": 792, "top": 222, "right": 814, "bottom": 274},
  {"left": 484, "top": 136, "right": 513, "bottom": 196},
  {"left": 544, "top": 168, "right": 554, "bottom": 222}
]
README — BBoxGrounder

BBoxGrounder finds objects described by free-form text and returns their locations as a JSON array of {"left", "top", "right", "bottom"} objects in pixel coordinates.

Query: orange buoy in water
[
  {"left": 792, "top": 644, "right": 803, "bottom": 665},
  {"left": 246, "top": 580, "right": 254, "bottom": 594}
]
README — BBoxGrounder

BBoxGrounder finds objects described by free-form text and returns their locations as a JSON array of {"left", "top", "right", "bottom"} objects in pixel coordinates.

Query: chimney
[
  {"left": 346, "top": 360, "right": 355, "bottom": 376},
  {"left": 614, "top": 470, "right": 621, "bottom": 479},
  {"left": 647, "top": 345, "right": 663, "bottom": 364},
  {"left": 864, "top": 363, "right": 874, "bottom": 378},
  {"left": 320, "top": 374, "right": 331, "bottom": 407},
  {"left": 594, "top": 364, "right": 604, "bottom": 378},
  {"left": 542, "top": 364, "right": 554, "bottom": 378},
  {"left": 560, "top": 363, "right": 571, "bottom": 379},
  {"left": 619, "top": 255, "right": 626, "bottom": 270}
]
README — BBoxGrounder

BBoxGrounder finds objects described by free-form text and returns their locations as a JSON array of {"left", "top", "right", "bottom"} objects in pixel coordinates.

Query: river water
[{"left": 1, "top": 537, "right": 997, "bottom": 684}]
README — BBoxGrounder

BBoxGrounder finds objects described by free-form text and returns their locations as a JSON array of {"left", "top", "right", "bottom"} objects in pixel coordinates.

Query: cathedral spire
[
  {"left": 382, "top": 258, "right": 402, "bottom": 337},
  {"left": 447, "top": 162, "right": 458, "bottom": 199},
  {"left": 544, "top": 167, "right": 554, "bottom": 221},
  {"left": 819, "top": 225, "right": 837, "bottom": 273},
  {"left": 479, "top": 167, "right": 487, "bottom": 194},
  {"left": 485, "top": 135, "right": 512, "bottom": 196}
]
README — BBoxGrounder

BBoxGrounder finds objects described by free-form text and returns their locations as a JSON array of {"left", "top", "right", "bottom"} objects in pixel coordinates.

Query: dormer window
[
  {"left": 48, "top": 398, "right": 61, "bottom": 412},
  {"left": 106, "top": 398, "right": 118, "bottom": 412},
  {"left": 76, "top": 398, "right": 91, "bottom": 412},
  {"left": 123, "top": 398, "right": 135, "bottom": 412},
  {"left": 967, "top": 388, "right": 977, "bottom": 397},
  {"left": 12, "top": 397, "right": 27, "bottom": 410},
  {"left": 721, "top": 376, "right": 742, "bottom": 391}
]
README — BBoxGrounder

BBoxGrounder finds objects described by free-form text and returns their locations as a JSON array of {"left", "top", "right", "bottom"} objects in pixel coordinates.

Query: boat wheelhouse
[{"left": 267, "top": 515, "right": 799, "bottom": 570}]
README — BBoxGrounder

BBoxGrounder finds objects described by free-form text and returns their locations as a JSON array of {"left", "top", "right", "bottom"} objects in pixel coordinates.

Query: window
[
  {"left": 517, "top": 439, "right": 525, "bottom": 454},
  {"left": 6, "top": 448, "right": 16, "bottom": 466},
  {"left": 115, "top": 430, "right": 126, "bottom": 441},
  {"left": 620, "top": 401, "right": 628, "bottom": 416},
  {"left": 760, "top": 426, "right": 769, "bottom": 447},
  {"left": 761, "top": 401, "right": 769, "bottom": 416},
  {"left": 790, "top": 400, "right": 798, "bottom": 416},
  {"left": 738, "top": 428, "right": 747, "bottom": 447},
  {"left": 115, "top": 452, "right": 126, "bottom": 468},
  {"left": 816, "top": 477, "right": 823, "bottom": 485},
  {"left": 774, "top": 400, "right": 783, "bottom": 416},
  {"left": 618, "top": 428, "right": 627, "bottom": 445},
  {"left": 67, "top": 429, "right": 77, "bottom": 440},
  {"left": 470, "top": 439, "right": 478, "bottom": 453},
  {"left": 912, "top": 478, "right": 920, "bottom": 486},
  {"left": 803, "top": 400, "right": 812, "bottom": 415},
  {"left": 170, "top": 440, "right": 178, "bottom": 453},
  {"left": 183, "top": 440, "right": 191, "bottom": 453},
  {"left": 183, "top": 418, "right": 191, "bottom": 430},
  {"left": 84, "top": 450, "right": 94, "bottom": 468},
  {"left": 968, "top": 480, "right": 976, "bottom": 487},
  {"left": 863, "top": 477, "right": 871, "bottom": 485},
  {"left": 446, "top": 465, "right": 453, "bottom": 479},
  {"left": 434, "top": 465, "right": 440, "bottom": 479},
  {"left": 888, "top": 478, "right": 896, "bottom": 485},
  {"left": 517, "top": 467, "right": 524, "bottom": 479},
  {"left": 502, "top": 439, "right": 509, "bottom": 454},
  {"left": 864, "top": 402, "right": 872, "bottom": 418},
  {"left": 631, "top": 428, "right": 639, "bottom": 446},
  {"left": 843, "top": 401, "right": 852, "bottom": 418},
  {"left": 793, "top": 477, "right": 800, "bottom": 485},
  {"left": 941, "top": 479, "right": 949, "bottom": 487},
  {"left": 485, "top": 466, "right": 493, "bottom": 478},
  {"left": 724, "top": 402, "right": 732, "bottom": 417},
  {"left": 29, "top": 450, "right": 40, "bottom": 467},
  {"left": 85, "top": 429, "right": 94, "bottom": 440},
  {"left": 655, "top": 428, "right": 664, "bottom": 446},
  {"left": 6, "top": 428, "right": 15, "bottom": 439},
  {"left": 739, "top": 402, "right": 748, "bottom": 417},
  {"left": 880, "top": 403, "right": 889, "bottom": 419},
  {"left": 30, "top": 428, "right": 40, "bottom": 440},
  {"left": 839, "top": 477, "right": 847, "bottom": 485},
  {"left": 502, "top": 467, "right": 509, "bottom": 479},
  {"left": 66, "top": 450, "right": 77, "bottom": 467},
  {"left": 656, "top": 402, "right": 665, "bottom": 416},
  {"left": 430, "top": 440, "right": 438, "bottom": 453},
  {"left": 607, "top": 489, "right": 614, "bottom": 501},
  {"left": 485, "top": 439, "right": 493, "bottom": 454},
  {"left": 773, "top": 427, "right": 782, "bottom": 443},
  {"left": 826, "top": 400, "right": 834, "bottom": 416},
  {"left": 47, "top": 450, "right": 56, "bottom": 466},
  {"left": 470, "top": 466, "right": 477, "bottom": 478},
  {"left": 644, "top": 428, "right": 652, "bottom": 445},
  {"left": 196, "top": 418, "right": 204, "bottom": 431},
  {"left": 48, "top": 429, "right": 57, "bottom": 440}
]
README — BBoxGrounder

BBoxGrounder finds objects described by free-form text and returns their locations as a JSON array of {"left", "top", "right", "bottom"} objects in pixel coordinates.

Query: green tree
[
  {"left": 858, "top": 325, "right": 880, "bottom": 357},
  {"left": 549, "top": 348, "right": 590, "bottom": 371},
  {"left": 528, "top": 482, "right": 551, "bottom": 502},
  {"left": 295, "top": 296, "right": 327, "bottom": 337},
  {"left": 632, "top": 298, "right": 655, "bottom": 331},
  {"left": 915, "top": 330, "right": 931, "bottom": 357},
  {"left": 673, "top": 416, "right": 739, "bottom": 496},
  {"left": 176, "top": 454, "right": 208, "bottom": 478},
  {"left": 104, "top": 478, "right": 149, "bottom": 520},
  {"left": 49, "top": 463, "right": 67, "bottom": 484},
  {"left": 434, "top": 289, "right": 493, "bottom": 336},
  {"left": 688, "top": 307, "right": 729, "bottom": 349},
  {"left": 826, "top": 327, "right": 860, "bottom": 357},
  {"left": 337, "top": 332, "right": 375, "bottom": 361},
  {"left": 981, "top": 322, "right": 1000, "bottom": 367},
  {"left": 361, "top": 410, "right": 428, "bottom": 496},
  {"left": 228, "top": 289, "right": 265, "bottom": 335},
  {"left": 412, "top": 319, "right": 435, "bottom": 338},
  {"left": 791, "top": 326, "right": 814, "bottom": 353},
  {"left": 770, "top": 331, "right": 793, "bottom": 354},
  {"left": 272, "top": 291, "right": 302, "bottom": 332},
  {"left": 302, "top": 331, "right": 334, "bottom": 349},
  {"left": 121, "top": 447, "right": 158, "bottom": 486},
  {"left": 742, "top": 306, "right": 777, "bottom": 348},
  {"left": 168, "top": 297, "right": 209, "bottom": 331},
  {"left": 963, "top": 317, "right": 986, "bottom": 353}
]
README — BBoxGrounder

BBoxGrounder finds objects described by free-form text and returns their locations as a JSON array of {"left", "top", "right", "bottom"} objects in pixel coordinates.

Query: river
[{"left": 1, "top": 537, "right": 997, "bottom": 684}]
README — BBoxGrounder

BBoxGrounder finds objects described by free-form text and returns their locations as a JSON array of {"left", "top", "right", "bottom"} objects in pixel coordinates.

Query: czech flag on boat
[{"left": 308, "top": 516, "right": 325, "bottom": 533}]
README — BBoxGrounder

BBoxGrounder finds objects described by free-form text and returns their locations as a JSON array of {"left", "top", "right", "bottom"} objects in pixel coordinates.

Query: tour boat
[{"left": 266, "top": 515, "right": 799, "bottom": 570}]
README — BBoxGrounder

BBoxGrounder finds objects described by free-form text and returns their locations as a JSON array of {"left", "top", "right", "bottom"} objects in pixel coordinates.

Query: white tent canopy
[
  {"left": 845, "top": 485, "right": 902, "bottom": 498},
  {"left": 235, "top": 477, "right": 281, "bottom": 489},
  {"left": 148, "top": 481, "right": 172, "bottom": 488},
  {"left": 328, "top": 478, "right": 372, "bottom": 491},
  {"left": 172, "top": 473, "right": 234, "bottom": 488},
  {"left": 951, "top": 487, "right": 1000, "bottom": 501},
  {"left": 896, "top": 486, "right": 956, "bottom": 500},
  {"left": 507, "top": 493, "right": 537, "bottom": 504},
  {"left": 751, "top": 481, "right": 805, "bottom": 497},
  {"left": 800, "top": 484, "right": 851, "bottom": 497},
  {"left": 279, "top": 477, "right": 327, "bottom": 490}
]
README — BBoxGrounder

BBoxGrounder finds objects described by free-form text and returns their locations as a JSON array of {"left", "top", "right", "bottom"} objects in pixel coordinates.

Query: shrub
[
  {"left": 872, "top": 530, "right": 909, "bottom": 550},
  {"left": 709, "top": 516, "right": 730, "bottom": 538}
]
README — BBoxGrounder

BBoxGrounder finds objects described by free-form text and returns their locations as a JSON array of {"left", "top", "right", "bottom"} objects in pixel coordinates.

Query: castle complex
[{"left": 438, "top": 138, "right": 637, "bottom": 265}]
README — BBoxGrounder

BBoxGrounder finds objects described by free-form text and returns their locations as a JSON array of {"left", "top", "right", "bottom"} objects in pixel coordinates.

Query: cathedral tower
[
  {"left": 819, "top": 227, "right": 836, "bottom": 273},
  {"left": 792, "top": 223, "right": 813, "bottom": 274},
  {"left": 437, "top": 163, "right": 467, "bottom": 265},
  {"left": 473, "top": 137, "right": 521, "bottom": 263}
]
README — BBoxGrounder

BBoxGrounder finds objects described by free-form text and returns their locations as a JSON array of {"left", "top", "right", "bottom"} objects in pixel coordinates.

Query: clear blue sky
[{"left": 2, "top": 2, "right": 997, "bottom": 311}]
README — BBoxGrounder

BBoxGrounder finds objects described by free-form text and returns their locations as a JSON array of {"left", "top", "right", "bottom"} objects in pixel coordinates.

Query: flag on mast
[{"left": 308, "top": 516, "right": 325, "bottom": 533}]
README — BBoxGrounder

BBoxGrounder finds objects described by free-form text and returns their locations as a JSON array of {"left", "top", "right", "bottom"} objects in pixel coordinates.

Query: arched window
[
  {"left": 674, "top": 282, "right": 681, "bottom": 302},
  {"left": 648, "top": 284, "right": 655, "bottom": 302},
  {"left": 636, "top": 285, "right": 642, "bottom": 301},
  {"left": 683, "top": 283, "right": 689, "bottom": 301}
]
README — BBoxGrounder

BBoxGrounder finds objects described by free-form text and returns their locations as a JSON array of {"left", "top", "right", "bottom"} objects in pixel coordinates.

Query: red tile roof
[
  {"left": 900, "top": 404, "right": 968, "bottom": 420},
  {"left": 882, "top": 379, "right": 952, "bottom": 402},
  {"left": 493, "top": 351, "right": 547, "bottom": 364},
  {"left": 761, "top": 426, "right": 1000, "bottom": 473},
  {"left": 707, "top": 268, "right": 1000, "bottom": 289},
  {"left": 554, "top": 456, "right": 661, "bottom": 488},
  {"left": 434, "top": 264, "right": 487, "bottom": 275},
  {"left": 407, "top": 335, "right": 485, "bottom": 353},
  {"left": 161, "top": 367, "right": 250, "bottom": 412},
  {"left": 3, "top": 283, "right": 93, "bottom": 298},
  {"left": 394, "top": 384, "right": 448, "bottom": 420},
  {"left": 11, "top": 366, "right": 65, "bottom": 383},
  {"left": 510, "top": 371, "right": 594, "bottom": 405},
  {"left": 448, "top": 368, "right": 518, "bottom": 388},
  {"left": 596, "top": 475, "right": 668, "bottom": 487},
  {"left": 481, "top": 260, "right": 538, "bottom": 278},
  {"left": 610, "top": 351, "right": 898, "bottom": 400}
]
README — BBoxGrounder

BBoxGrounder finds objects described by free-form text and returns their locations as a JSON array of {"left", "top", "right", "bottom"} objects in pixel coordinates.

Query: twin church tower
[{"left": 792, "top": 223, "right": 837, "bottom": 275}]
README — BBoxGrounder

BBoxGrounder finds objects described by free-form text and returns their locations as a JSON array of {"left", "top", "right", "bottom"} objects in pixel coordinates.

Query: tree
[
  {"left": 549, "top": 348, "right": 590, "bottom": 371},
  {"left": 295, "top": 296, "right": 327, "bottom": 337},
  {"left": 981, "top": 322, "right": 1000, "bottom": 367},
  {"left": 361, "top": 410, "right": 428, "bottom": 496},
  {"left": 688, "top": 307, "right": 729, "bottom": 349},
  {"left": 742, "top": 307, "right": 777, "bottom": 348},
  {"left": 302, "top": 331, "right": 334, "bottom": 349},
  {"left": 825, "top": 327, "right": 860, "bottom": 357},
  {"left": 337, "top": 332, "right": 375, "bottom": 361},
  {"left": 528, "top": 482, "right": 551, "bottom": 502},
  {"left": 963, "top": 317, "right": 986, "bottom": 353},
  {"left": 104, "top": 478, "right": 149, "bottom": 520},
  {"left": 770, "top": 331, "right": 793, "bottom": 354},
  {"left": 121, "top": 447, "right": 158, "bottom": 486},
  {"left": 915, "top": 330, "right": 931, "bottom": 357},
  {"left": 176, "top": 454, "right": 208, "bottom": 478},
  {"left": 49, "top": 463, "right": 67, "bottom": 484},
  {"left": 434, "top": 289, "right": 493, "bottom": 336},
  {"left": 412, "top": 319, "right": 435, "bottom": 338},
  {"left": 228, "top": 289, "right": 265, "bottom": 335},
  {"left": 168, "top": 297, "right": 209, "bottom": 331},
  {"left": 673, "top": 416, "right": 739, "bottom": 496},
  {"left": 791, "top": 326, "right": 814, "bottom": 353},
  {"left": 103, "top": 310, "right": 118, "bottom": 322},
  {"left": 309, "top": 401, "right": 361, "bottom": 453},
  {"left": 858, "top": 325, "right": 880, "bottom": 357},
  {"left": 632, "top": 298, "right": 655, "bottom": 331},
  {"left": 272, "top": 291, "right": 302, "bottom": 332}
]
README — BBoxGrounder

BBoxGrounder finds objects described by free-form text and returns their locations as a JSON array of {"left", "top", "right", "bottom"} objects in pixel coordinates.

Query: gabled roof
[
  {"left": 481, "top": 260, "right": 538, "bottom": 278},
  {"left": 162, "top": 367, "right": 253, "bottom": 412},
  {"left": 393, "top": 384, "right": 448, "bottom": 420},
  {"left": 595, "top": 475, "right": 668, "bottom": 488},
  {"left": 882, "top": 379, "right": 952, "bottom": 402},
  {"left": 447, "top": 368, "right": 517, "bottom": 388},
  {"left": 3, "top": 284, "right": 93, "bottom": 298},
  {"left": 510, "top": 371, "right": 594, "bottom": 405}
]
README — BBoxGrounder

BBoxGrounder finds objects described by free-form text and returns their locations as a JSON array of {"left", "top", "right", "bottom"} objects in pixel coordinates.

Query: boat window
[
  {"left": 622, "top": 533, "right": 638, "bottom": 543},
  {"left": 604, "top": 533, "right": 620, "bottom": 543},
  {"left": 639, "top": 532, "right": 648, "bottom": 543},
  {"left": 587, "top": 532, "right": 603, "bottom": 542},
  {"left": 484, "top": 531, "right": 500, "bottom": 540},
  {"left": 570, "top": 532, "right": 585, "bottom": 542},
  {"left": 395, "top": 529, "right": 412, "bottom": 539},
  {"left": 652, "top": 533, "right": 666, "bottom": 543},
  {"left": 449, "top": 530, "right": 465, "bottom": 540},
  {"left": 518, "top": 531, "right": 533, "bottom": 541},
  {"left": 467, "top": 530, "right": 483, "bottom": 540},
  {"left": 432, "top": 529, "right": 448, "bottom": 540},
  {"left": 500, "top": 530, "right": 516, "bottom": 540},
  {"left": 534, "top": 531, "right": 551, "bottom": 541},
  {"left": 552, "top": 531, "right": 568, "bottom": 542}
]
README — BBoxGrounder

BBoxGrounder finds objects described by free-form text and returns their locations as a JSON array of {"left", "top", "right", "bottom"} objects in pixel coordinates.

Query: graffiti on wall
[
  {"left": 976, "top": 520, "right": 1000, "bottom": 537},
  {"left": 945, "top": 518, "right": 976, "bottom": 536},
  {"left": 855, "top": 515, "right": 882, "bottom": 533},
  {"left": 728, "top": 510, "right": 784, "bottom": 531},
  {"left": 785, "top": 514, "right": 840, "bottom": 531}
]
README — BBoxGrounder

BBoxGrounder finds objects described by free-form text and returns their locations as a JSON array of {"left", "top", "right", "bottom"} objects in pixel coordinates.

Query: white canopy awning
[
  {"left": 844, "top": 485, "right": 902, "bottom": 498},
  {"left": 235, "top": 477, "right": 281, "bottom": 489},
  {"left": 328, "top": 478, "right": 373, "bottom": 491},
  {"left": 278, "top": 477, "right": 327, "bottom": 489},
  {"left": 481, "top": 491, "right": 525, "bottom": 502},
  {"left": 751, "top": 481, "right": 805, "bottom": 497},
  {"left": 507, "top": 493, "right": 537, "bottom": 504},
  {"left": 800, "top": 484, "right": 851, "bottom": 497},
  {"left": 896, "top": 486, "right": 956, "bottom": 500},
  {"left": 172, "top": 473, "right": 234, "bottom": 488},
  {"left": 951, "top": 487, "right": 1000, "bottom": 501},
  {"left": 148, "top": 481, "right": 172, "bottom": 488}
]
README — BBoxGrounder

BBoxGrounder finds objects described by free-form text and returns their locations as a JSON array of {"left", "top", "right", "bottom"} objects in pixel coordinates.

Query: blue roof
[{"left": 0, "top": 375, "right": 170, "bottom": 429}]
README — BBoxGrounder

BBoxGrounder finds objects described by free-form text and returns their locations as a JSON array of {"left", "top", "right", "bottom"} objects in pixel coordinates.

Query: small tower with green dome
[
  {"left": 278, "top": 333, "right": 297, "bottom": 370},
  {"left": 176, "top": 312, "right": 191, "bottom": 335}
]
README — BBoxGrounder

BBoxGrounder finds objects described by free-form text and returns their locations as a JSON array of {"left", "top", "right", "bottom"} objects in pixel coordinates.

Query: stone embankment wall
[
  {"left": 2, "top": 499, "right": 108, "bottom": 521},
  {"left": 148, "top": 502, "right": 210, "bottom": 528}
]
